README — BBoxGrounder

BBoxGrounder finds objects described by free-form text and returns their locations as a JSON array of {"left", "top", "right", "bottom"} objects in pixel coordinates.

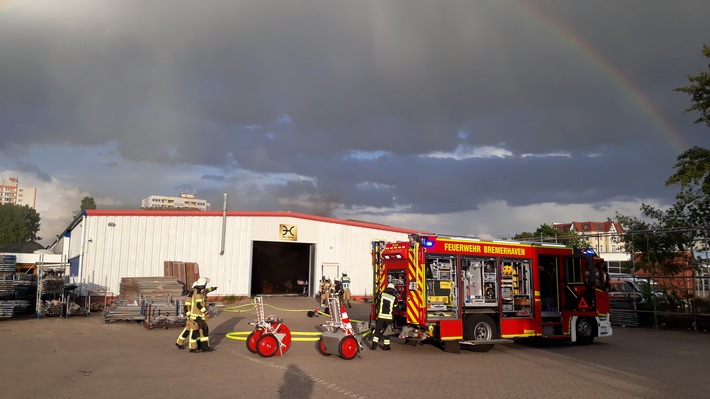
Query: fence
[{"left": 609, "top": 274, "right": 710, "bottom": 331}]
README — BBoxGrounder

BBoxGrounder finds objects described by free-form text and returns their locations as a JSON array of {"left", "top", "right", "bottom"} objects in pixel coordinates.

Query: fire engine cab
[{"left": 370, "top": 234, "right": 613, "bottom": 353}]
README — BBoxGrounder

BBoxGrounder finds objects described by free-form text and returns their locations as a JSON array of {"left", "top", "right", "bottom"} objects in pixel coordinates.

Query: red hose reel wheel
[
  {"left": 338, "top": 335, "right": 359, "bottom": 360},
  {"left": 271, "top": 322, "right": 292, "bottom": 354},
  {"left": 315, "top": 337, "right": 330, "bottom": 356},
  {"left": 246, "top": 328, "right": 264, "bottom": 354},
  {"left": 257, "top": 333, "right": 279, "bottom": 357}
]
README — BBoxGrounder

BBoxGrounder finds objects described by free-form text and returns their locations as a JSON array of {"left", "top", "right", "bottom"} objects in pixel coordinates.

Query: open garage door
[{"left": 251, "top": 241, "right": 313, "bottom": 296}]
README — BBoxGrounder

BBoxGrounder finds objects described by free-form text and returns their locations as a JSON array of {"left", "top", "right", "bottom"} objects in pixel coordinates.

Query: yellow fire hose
[{"left": 223, "top": 300, "right": 371, "bottom": 342}]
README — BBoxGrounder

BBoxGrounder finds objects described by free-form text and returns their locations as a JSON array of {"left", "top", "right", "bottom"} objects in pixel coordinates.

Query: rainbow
[{"left": 512, "top": 1, "right": 689, "bottom": 153}]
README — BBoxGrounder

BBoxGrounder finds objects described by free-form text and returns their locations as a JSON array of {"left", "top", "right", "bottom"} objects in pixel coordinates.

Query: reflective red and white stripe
[{"left": 341, "top": 305, "right": 354, "bottom": 335}]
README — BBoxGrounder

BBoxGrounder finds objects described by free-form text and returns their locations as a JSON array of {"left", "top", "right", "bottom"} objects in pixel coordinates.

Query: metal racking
[{"left": 35, "top": 263, "right": 70, "bottom": 318}]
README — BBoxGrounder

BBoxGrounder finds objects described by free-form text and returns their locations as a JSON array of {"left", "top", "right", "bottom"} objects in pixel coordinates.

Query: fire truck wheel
[
  {"left": 246, "top": 329, "right": 264, "bottom": 353},
  {"left": 338, "top": 336, "right": 359, "bottom": 360},
  {"left": 315, "top": 337, "right": 331, "bottom": 356},
  {"left": 575, "top": 317, "right": 595, "bottom": 345},
  {"left": 257, "top": 333, "right": 279, "bottom": 357},
  {"left": 464, "top": 314, "right": 498, "bottom": 353}
]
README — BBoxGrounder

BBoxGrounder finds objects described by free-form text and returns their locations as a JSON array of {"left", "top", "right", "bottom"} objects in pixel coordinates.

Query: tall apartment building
[
  {"left": 141, "top": 191, "right": 211, "bottom": 211},
  {"left": 0, "top": 177, "right": 37, "bottom": 208}
]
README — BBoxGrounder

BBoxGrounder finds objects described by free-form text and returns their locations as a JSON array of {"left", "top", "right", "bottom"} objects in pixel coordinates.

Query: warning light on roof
[{"left": 422, "top": 236, "right": 436, "bottom": 247}]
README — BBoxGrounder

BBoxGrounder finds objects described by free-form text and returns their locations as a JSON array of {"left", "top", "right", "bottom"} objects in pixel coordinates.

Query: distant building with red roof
[{"left": 552, "top": 221, "right": 625, "bottom": 254}]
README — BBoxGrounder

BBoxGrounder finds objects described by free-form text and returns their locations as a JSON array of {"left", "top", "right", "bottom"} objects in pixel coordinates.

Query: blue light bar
[{"left": 423, "top": 237, "right": 435, "bottom": 247}]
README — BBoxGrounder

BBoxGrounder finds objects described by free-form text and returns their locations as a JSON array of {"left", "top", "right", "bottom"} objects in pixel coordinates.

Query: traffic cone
[{"left": 341, "top": 305, "right": 354, "bottom": 335}]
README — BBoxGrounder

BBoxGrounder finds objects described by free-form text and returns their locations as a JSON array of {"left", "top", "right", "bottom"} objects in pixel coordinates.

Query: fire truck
[{"left": 370, "top": 234, "right": 613, "bottom": 353}]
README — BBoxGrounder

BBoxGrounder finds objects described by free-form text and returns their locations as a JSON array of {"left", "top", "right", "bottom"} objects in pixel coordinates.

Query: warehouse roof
[{"left": 80, "top": 209, "right": 426, "bottom": 235}]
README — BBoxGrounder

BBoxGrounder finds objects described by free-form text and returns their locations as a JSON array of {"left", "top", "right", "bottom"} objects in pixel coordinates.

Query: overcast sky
[{"left": 2, "top": 1, "right": 709, "bottom": 246}]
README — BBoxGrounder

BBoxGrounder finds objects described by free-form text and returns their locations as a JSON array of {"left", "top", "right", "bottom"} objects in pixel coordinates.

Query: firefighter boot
[
  {"left": 190, "top": 341, "right": 201, "bottom": 353},
  {"left": 202, "top": 343, "right": 214, "bottom": 352},
  {"left": 370, "top": 340, "right": 378, "bottom": 350},
  {"left": 382, "top": 345, "right": 391, "bottom": 351},
  {"left": 175, "top": 343, "right": 185, "bottom": 350}
]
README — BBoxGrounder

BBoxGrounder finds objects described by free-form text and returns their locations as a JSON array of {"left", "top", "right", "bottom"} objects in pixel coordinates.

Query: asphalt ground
[{"left": 2, "top": 296, "right": 709, "bottom": 399}]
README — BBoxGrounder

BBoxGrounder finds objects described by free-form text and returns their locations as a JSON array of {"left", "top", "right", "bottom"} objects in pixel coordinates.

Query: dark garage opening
[{"left": 251, "top": 241, "right": 312, "bottom": 296}]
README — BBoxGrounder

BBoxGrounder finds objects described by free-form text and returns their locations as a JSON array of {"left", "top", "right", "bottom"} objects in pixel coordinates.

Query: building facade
[
  {"left": 552, "top": 220, "right": 630, "bottom": 273},
  {"left": 0, "top": 177, "right": 36, "bottom": 208},
  {"left": 140, "top": 192, "right": 211, "bottom": 211},
  {"left": 49, "top": 210, "right": 422, "bottom": 300},
  {"left": 552, "top": 220, "right": 625, "bottom": 253}
]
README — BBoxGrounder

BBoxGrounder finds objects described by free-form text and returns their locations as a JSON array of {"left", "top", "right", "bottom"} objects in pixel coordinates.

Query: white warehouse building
[{"left": 49, "top": 209, "right": 421, "bottom": 300}]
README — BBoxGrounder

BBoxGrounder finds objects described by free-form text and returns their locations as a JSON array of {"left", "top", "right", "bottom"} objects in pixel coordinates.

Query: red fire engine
[{"left": 370, "top": 234, "right": 613, "bottom": 353}]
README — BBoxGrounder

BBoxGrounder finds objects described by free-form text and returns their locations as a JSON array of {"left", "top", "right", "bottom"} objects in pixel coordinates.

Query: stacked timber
[
  {"left": 105, "top": 277, "right": 186, "bottom": 323},
  {"left": 119, "top": 277, "right": 185, "bottom": 300},
  {"left": 103, "top": 298, "right": 146, "bottom": 323}
]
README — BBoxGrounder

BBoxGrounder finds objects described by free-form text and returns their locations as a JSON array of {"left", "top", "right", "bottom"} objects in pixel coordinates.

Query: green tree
[
  {"left": 616, "top": 147, "right": 709, "bottom": 275},
  {"left": 81, "top": 196, "right": 97, "bottom": 211},
  {"left": 513, "top": 223, "right": 590, "bottom": 249},
  {"left": 0, "top": 203, "right": 42, "bottom": 244},
  {"left": 665, "top": 146, "right": 710, "bottom": 196},
  {"left": 674, "top": 44, "right": 710, "bottom": 127}
]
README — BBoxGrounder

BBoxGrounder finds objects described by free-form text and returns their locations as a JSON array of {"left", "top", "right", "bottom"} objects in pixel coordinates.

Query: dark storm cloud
[
  {"left": 1, "top": 0, "right": 709, "bottom": 227},
  {"left": 14, "top": 160, "right": 52, "bottom": 183}
]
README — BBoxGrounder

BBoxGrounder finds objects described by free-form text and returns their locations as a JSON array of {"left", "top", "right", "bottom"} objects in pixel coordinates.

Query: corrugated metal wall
[{"left": 66, "top": 214, "right": 410, "bottom": 298}]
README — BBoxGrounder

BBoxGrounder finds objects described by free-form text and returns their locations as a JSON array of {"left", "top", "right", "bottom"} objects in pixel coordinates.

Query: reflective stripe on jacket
[
  {"left": 377, "top": 290, "right": 396, "bottom": 320},
  {"left": 189, "top": 292, "right": 207, "bottom": 320}
]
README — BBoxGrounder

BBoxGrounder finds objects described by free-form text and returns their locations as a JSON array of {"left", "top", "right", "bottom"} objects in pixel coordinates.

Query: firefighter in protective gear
[
  {"left": 341, "top": 273, "right": 352, "bottom": 308},
  {"left": 189, "top": 277, "right": 217, "bottom": 352},
  {"left": 176, "top": 284, "right": 198, "bottom": 350},
  {"left": 320, "top": 278, "right": 332, "bottom": 310},
  {"left": 333, "top": 279, "right": 344, "bottom": 303},
  {"left": 371, "top": 283, "right": 397, "bottom": 351}
]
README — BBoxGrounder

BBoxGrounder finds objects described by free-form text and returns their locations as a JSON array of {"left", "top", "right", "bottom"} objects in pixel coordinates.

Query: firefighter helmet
[{"left": 193, "top": 277, "right": 209, "bottom": 288}]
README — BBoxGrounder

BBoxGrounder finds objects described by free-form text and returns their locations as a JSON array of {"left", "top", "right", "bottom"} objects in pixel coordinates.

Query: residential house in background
[{"left": 552, "top": 220, "right": 630, "bottom": 273}]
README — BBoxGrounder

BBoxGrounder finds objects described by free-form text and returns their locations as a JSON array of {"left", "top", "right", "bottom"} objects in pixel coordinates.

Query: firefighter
[
  {"left": 176, "top": 318, "right": 200, "bottom": 350},
  {"left": 318, "top": 277, "right": 325, "bottom": 304},
  {"left": 371, "top": 283, "right": 397, "bottom": 351},
  {"left": 341, "top": 272, "right": 352, "bottom": 308},
  {"left": 176, "top": 283, "right": 198, "bottom": 350},
  {"left": 333, "top": 279, "right": 344, "bottom": 304},
  {"left": 189, "top": 277, "right": 217, "bottom": 352},
  {"left": 320, "top": 278, "right": 332, "bottom": 310}
]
